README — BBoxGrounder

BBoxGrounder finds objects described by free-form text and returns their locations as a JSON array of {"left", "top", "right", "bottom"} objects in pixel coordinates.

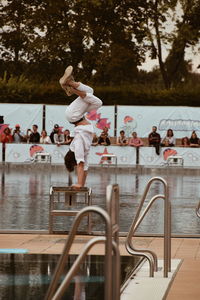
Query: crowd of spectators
[
  {"left": 1, "top": 124, "right": 200, "bottom": 153},
  {"left": 0, "top": 124, "right": 73, "bottom": 146}
]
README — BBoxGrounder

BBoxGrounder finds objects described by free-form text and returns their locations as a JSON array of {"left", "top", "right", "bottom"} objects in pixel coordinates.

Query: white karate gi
[
  {"left": 69, "top": 124, "right": 94, "bottom": 171},
  {"left": 65, "top": 83, "right": 102, "bottom": 123},
  {"left": 66, "top": 83, "right": 102, "bottom": 171}
]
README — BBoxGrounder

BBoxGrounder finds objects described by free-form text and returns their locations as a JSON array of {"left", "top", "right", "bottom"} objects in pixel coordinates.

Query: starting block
[
  {"left": 101, "top": 154, "right": 117, "bottom": 166},
  {"left": 34, "top": 152, "right": 51, "bottom": 163},
  {"left": 49, "top": 186, "right": 92, "bottom": 234},
  {"left": 167, "top": 155, "right": 184, "bottom": 166}
]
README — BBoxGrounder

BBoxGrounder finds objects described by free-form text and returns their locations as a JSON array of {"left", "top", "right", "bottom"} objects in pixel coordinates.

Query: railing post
[{"left": 125, "top": 176, "right": 171, "bottom": 278}]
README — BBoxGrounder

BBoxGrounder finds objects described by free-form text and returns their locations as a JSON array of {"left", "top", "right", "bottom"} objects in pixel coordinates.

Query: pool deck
[{"left": 0, "top": 234, "right": 200, "bottom": 299}]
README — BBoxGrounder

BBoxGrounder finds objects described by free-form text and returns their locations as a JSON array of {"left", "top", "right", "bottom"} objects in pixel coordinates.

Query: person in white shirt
[
  {"left": 40, "top": 130, "right": 52, "bottom": 144},
  {"left": 12, "top": 124, "right": 25, "bottom": 143},
  {"left": 60, "top": 66, "right": 102, "bottom": 188},
  {"left": 53, "top": 128, "right": 65, "bottom": 146}
]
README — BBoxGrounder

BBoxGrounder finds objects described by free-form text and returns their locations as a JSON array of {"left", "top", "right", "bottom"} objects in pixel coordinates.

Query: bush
[{"left": 1, "top": 73, "right": 200, "bottom": 106}]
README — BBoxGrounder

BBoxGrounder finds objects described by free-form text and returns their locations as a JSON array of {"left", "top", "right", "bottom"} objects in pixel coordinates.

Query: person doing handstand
[{"left": 59, "top": 66, "right": 102, "bottom": 189}]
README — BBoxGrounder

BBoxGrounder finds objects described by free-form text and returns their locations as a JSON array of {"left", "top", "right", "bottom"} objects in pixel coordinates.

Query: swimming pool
[
  {"left": 0, "top": 165, "right": 200, "bottom": 235},
  {"left": 0, "top": 253, "right": 140, "bottom": 300}
]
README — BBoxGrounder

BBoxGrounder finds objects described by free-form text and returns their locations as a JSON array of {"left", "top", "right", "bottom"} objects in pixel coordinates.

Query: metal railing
[
  {"left": 125, "top": 176, "right": 171, "bottom": 278},
  {"left": 196, "top": 200, "right": 200, "bottom": 218},
  {"left": 45, "top": 184, "right": 120, "bottom": 300}
]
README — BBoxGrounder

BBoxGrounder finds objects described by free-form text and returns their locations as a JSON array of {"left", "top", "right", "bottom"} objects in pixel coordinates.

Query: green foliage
[{"left": 1, "top": 73, "right": 200, "bottom": 106}]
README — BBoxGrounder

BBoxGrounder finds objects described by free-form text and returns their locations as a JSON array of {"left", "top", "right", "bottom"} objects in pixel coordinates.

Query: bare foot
[{"left": 71, "top": 184, "right": 82, "bottom": 189}]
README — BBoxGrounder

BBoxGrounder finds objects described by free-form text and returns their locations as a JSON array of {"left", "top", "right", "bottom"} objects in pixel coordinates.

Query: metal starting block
[
  {"left": 101, "top": 154, "right": 117, "bottom": 166},
  {"left": 49, "top": 186, "right": 92, "bottom": 234},
  {"left": 167, "top": 155, "right": 184, "bottom": 166},
  {"left": 34, "top": 152, "right": 51, "bottom": 163}
]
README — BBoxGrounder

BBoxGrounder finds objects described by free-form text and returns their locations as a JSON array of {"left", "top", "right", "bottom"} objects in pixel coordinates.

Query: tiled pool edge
[{"left": 121, "top": 259, "right": 182, "bottom": 300}]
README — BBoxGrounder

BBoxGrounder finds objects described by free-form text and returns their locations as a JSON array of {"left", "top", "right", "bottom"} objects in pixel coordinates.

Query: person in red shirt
[
  {"left": 0, "top": 127, "right": 13, "bottom": 161},
  {"left": 0, "top": 127, "right": 13, "bottom": 143}
]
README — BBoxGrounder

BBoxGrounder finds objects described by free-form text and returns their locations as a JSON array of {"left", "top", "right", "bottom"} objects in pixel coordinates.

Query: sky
[
  {"left": 139, "top": 3, "right": 200, "bottom": 73},
  {"left": 140, "top": 48, "right": 200, "bottom": 73}
]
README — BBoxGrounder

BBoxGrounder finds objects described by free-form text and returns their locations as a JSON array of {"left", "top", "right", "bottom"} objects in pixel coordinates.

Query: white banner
[
  {"left": 89, "top": 145, "right": 136, "bottom": 165},
  {"left": 5, "top": 144, "right": 136, "bottom": 165},
  {"left": 140, "top": 146, "right": 200, "bottom": 167},
  {"left": 45, "top": 105, "right": 115, "bottom": 137},
  {"left": 2, "top": 104, "right": 200, "bottom": 140},
  {"left": 5, "top": 143, "right": 70, "bottom": 164},
  {"left": 4, "top": 143, "right": 200, "bottom": 167},
  {"left": 117, "top": 106, "right": 200, "bottom": 138},
  {"left": 0, "top": 103, "right": 43, "bottom": 133}
]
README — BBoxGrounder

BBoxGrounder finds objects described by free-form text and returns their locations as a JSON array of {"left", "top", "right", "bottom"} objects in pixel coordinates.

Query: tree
[
  {"left": 144, "top": 0, "right": 200, "bottom": 89},
  {"left": 0, "top": 0, "right": 36, "bottom": 75},
  {"left": 0, "top": 0, "right": 149, "bottom": 84}
]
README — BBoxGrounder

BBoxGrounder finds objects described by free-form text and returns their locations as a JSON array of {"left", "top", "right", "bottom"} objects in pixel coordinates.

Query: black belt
[{"left": 70, "top": 117, "right": 85, "bottom": 125}]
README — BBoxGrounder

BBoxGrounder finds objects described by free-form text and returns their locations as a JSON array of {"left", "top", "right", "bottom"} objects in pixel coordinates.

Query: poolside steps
[{"left": 121, "top": 259, "right": 182, "bottom": 300}]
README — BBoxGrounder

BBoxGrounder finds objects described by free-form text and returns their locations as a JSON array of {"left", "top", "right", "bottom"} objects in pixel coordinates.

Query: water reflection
[
  {"left": 0, "top": 168, "right": 5, "bottom": 203},
  {"left": 0, "top": 253, "right": 138, "bottom": 300},
  {"left": 0, "top": 166, "right": 200, "bottom": 235}
]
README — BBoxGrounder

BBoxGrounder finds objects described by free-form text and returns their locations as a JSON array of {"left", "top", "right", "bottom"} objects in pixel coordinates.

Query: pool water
[
  {"left": 0, "top": 253, "right": 139, "bottom": 300},
  {"left": 0, "top": 165, "right": 200, "bottom": 235}
]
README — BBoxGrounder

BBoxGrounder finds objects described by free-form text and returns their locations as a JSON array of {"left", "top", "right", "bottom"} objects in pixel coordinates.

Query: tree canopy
[{"left": 0, "top": 0, "right": 200, "bottom": 104}]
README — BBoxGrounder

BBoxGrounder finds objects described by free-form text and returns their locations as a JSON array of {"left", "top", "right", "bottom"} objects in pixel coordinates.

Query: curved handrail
[
  {"left": 52, "top": 237, "right": 120, "bottom": 300},
  {"left": 126, "top": 177, "right": 171, "bottom": 278},
  {"left": 196, "top": 200, "right": 200, "bottom": 218},
  {"left": 45, "top": 206, "right": 113, "bottom": 300}
]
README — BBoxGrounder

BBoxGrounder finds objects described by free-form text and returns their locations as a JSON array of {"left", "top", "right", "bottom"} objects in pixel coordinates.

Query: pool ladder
[
  {"left": 45, "top": 184, "right": 120, "bottom": 300},
  {"left": 125, "top": 176, "right": 171, "bottom": 278}
]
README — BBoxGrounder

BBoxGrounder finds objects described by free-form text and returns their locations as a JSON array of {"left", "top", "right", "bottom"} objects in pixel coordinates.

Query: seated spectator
[
  {"left": 50, "top": 124, "right": 60, "bottom": 143},
  {"left": 189, "top": 131, "right": 199, "bottom": 147},
  {"left": 54, "top": 127, "right": 65, "bottom": 146},
  {"left": 63, "top": 129, "right": 73, "bottom": 145},
  {"left": 40, "top": 130, "right": 51, "bottom": 144},
  {"left": 181, "top": 137, "right": 190, "bottom": 147},
  {"left": 161, "top": 138, "right": 170, "bottom": 147},
  {"left": 148, "top": 126, "right": 161, "bottom": 155},
  {"left": 92, "top": 133, "right": 98, "bottom": 146},
  {"left": 12, "top": 124, "right": 26, "bottom": 143},
  {"left": 29, "top": 124, "right": 40, "bottom": 143},
  {"left": 161, "top": 129, "right": 175, "bottom": 147},
  {"left": 117, "top": 130, "right": 128, "bottom": 146},
  {"left": 98, "top": 132, "right": 111, "bottom": 146},
  {"left": 0, "top": 127, "right": 13, "bottom": 143},
  {"left": 129, "top": 132, "right": 143, "bottom": 147},
  {"left": 102, "top": 126, "right": 110, "bottom": 138}
]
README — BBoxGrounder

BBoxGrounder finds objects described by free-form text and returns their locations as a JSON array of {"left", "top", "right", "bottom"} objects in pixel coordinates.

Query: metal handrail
[
  {"left": 196, "top": 200, "right": 200, "bottom": 218},
  {"left": 52, "top": 237, "right": 120, "bottom": 300},
  {"left": 125, "top": 176, "right": 171, "bottom": 278},
  {"left": 45, "top": 206, "right": 112, "bottom": 300},
  {"left": 106, "top": 184, "right": 120, "bottom": 299},
  {"left": 106, "top": 184, "right": 119, "bottom": 246}
]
